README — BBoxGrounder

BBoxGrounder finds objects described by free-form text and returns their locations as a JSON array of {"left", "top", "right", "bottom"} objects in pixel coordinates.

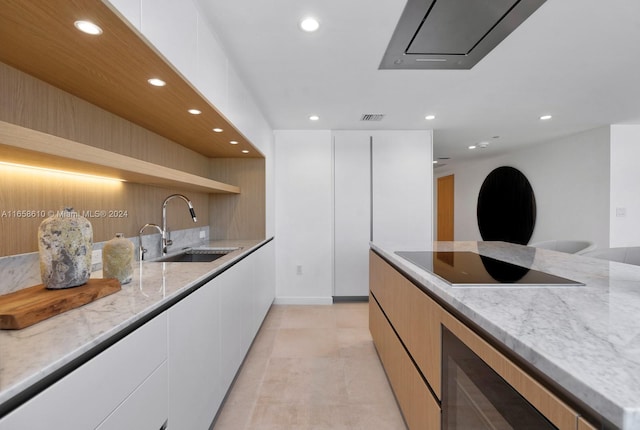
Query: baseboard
[
  {"left": 332, "top": 296, "right": 369, "bottom": 303},
  {"left": 273, "top": 296, "right": 333, "bottom": 305}
]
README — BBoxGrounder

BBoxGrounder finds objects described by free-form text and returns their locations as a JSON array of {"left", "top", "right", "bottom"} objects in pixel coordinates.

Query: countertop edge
[
  {"left": 0, "top": 237, "right": 273, "bottom": 418},
  {"left": 369, "top": 241, "right": 633, "bottom": 430}
]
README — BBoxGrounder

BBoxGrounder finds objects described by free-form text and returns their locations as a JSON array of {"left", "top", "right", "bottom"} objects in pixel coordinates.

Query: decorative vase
[
  {"left": 102, "top": 233, "right": 134, "bottom": 284},
  {"left": 38, "top": 207, "right": 93, "bottom": 289}
]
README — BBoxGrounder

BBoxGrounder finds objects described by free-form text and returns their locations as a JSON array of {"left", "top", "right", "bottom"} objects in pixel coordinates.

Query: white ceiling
[{"left": 196, "top": 0, "right": 640, "bottom": 165}]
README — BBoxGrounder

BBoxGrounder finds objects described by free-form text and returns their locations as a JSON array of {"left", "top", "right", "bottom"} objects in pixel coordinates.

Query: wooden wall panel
[
  {"left": 0, "top": 62, "right": 211, "bottom": 177},
  {"left": 0, "top": 62, "right": 212, "bottom": 256},
  {"left": 208, "top": 158, "right": 265, "bottom": 240}
]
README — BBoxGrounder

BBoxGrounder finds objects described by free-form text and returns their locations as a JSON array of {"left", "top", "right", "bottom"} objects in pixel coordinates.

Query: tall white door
[
  {"left": 333, "top": 131, "right": 371, "bottom": 297},
  {"left": 371, "top": 130, "right": 433, "bottom": 250},
  {"left": 333, "top": 130, "right": 433, "bottom": 298}
]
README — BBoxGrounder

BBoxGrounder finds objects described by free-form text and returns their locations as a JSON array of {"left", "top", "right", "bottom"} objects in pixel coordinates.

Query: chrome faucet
[
  {"left": 138, "top": 223, "right": 163, "bottom": 261},
  {"left": 162, "top": 194, "right": 197, "bottom": 255}
]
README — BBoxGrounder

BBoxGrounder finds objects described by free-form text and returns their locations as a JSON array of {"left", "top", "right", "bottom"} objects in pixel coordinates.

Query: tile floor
[{"left": 212, "top": 303, "right": 407, "bottom": 430}]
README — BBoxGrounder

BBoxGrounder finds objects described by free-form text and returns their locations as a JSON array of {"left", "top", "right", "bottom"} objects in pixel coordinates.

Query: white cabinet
[
  {"left": 252, "top": 239, "right": 275, "bottom": 333},
  {"left": 332, "top": 131, "right": 433, "bottom": 297},
  {"left": 105, "top": 0, "right": 142, "bottom": 30},
  {"left": 168, "top": 277, "right": 223, "bottom": 430},
  {"left": 168, "top": 240, "right": 275, "bottom": 428},
  {"left": 0, "top": 314, "right": 168, "bottom": 430},
  {"left": 96, "top": 362, "right": 168, "bottom": 430},
  {"left": 371, "top": 130, "right": 433, "bottom": 249},
  {"left": 195, "top": 17, "right": 228, "bottom": 112},
  {"left": 333, "top": 131, "right": 372, "bottom": 297},
  {"left": 140, "top": 0, "right": 198, "bottom": 83}
]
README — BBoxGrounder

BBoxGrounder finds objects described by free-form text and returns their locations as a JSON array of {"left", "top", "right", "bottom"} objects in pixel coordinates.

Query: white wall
[
  {"left": 436, "top": 126, "right": 611, "bottom": 248},
  {"left": 274, "top": 130, "right": 334, "bottom": 304},
  {"left": 610, "top": 125, "right": 640, "bottom": 247}
]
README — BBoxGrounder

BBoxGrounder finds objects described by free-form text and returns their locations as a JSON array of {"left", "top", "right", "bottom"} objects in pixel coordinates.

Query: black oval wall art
[{"left": 477, "top": 166, "right": 536, "bottom": 245}]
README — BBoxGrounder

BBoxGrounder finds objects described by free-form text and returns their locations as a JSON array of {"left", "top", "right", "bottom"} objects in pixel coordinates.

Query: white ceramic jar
[{"left": 102, "top": 233, "right": 134, "bottom": 284}]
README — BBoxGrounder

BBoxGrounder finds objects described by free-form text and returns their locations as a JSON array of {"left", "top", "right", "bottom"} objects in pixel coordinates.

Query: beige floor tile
[
  {"left": 261, "top": 305, "right": 286, "bottom": 330},
  {"left": 256, "top": 357, "right": 348, "bottom": 406},
  {"left": 212, "top": 303, "right": 407, "bottom": 430},
  {"left": 280, "top": 305, "right": 338, "bottom": 329},
  {"left": 333, "top": 302, "right": 370, "bottom": 328},
  {"left": 271, "top": 328, "right": 340, "bottom": 358}
]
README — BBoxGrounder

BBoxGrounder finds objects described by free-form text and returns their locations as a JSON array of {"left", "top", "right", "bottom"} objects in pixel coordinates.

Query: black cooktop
[{"left": 395, "top": 251, "right": 583, "bottom": 287}]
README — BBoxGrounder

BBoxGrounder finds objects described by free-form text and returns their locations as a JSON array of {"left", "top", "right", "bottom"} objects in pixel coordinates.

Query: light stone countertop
[
  {"left": 372, "top": 241, "right": 640, "bottom": 430},
  {"left": 0, "top": 239, "right": 266, "bottom": 416}
]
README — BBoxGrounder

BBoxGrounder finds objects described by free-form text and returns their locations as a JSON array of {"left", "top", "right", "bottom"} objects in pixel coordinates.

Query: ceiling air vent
[
  {"left": 360, "top": 114, "right": 385, "bottom": 121},
  {"left": 380, "top": 0, "right": 547, "bottom": 70}
]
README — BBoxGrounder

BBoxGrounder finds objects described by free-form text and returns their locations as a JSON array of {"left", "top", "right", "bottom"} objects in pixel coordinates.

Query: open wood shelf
[{"left": 0, "top": 121, "right": 240, "bottom": 194}]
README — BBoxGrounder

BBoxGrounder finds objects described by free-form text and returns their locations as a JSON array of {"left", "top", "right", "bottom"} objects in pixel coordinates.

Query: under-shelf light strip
[{"left": 0, "top": 161, "right": 125, "bottom": 183}]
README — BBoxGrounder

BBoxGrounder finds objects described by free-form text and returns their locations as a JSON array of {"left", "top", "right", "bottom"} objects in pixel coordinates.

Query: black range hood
[{"left": 380, "top": 0, "right": 547, "bottom": 70}]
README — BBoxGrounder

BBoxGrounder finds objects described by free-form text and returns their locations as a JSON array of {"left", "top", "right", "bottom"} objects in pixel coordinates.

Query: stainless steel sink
[{"left": 151, "top": 247, "right": 240, "bottom": 263}]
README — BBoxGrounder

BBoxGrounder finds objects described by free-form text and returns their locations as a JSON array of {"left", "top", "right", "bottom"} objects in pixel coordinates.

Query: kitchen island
[
  {"left": 371, "top": 241, "right": 640, "bottom": 430},
  {"left": 0, "top": 238, "right": 274, "bottom": 429}
]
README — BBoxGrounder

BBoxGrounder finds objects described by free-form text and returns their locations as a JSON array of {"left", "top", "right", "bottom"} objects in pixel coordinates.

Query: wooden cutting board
[{"left": 0, "top": 278, "right": 121, "bottom": 330}]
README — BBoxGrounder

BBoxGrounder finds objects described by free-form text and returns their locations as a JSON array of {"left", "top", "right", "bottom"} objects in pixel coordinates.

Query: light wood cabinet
[
  {"left": 369, "top": 251, "right": 442, "bottom": 397},
  {"left": 370, "top": 296, "right": 441, "bottom": 430},
  {"left": 370, "top": 250, "right": 597, "bottom": 430},
  {"left": 577, "top": 416, "right": 598, "bottom": 430}
]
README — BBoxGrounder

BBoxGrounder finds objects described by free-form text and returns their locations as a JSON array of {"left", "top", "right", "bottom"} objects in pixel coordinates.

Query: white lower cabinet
[
  {"left": 0, "top": 313, "right": 168, "bottom": 430},
  {"left": 0, "top": 241, "right": 275, "bottom": 430},
  {"left": 96, "top": 362, "right": 168, "bottom": 430},
  {"left": 168, "top": 274, "right": 223, "bottom": 430},
  {"left": 168, "top": 240, "right": 275, "bottom": 429}
]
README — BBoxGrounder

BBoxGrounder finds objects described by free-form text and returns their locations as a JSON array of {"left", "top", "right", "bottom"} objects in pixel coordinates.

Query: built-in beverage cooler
[{"left": 441, "top": 326, "right": 557, "bottom": 429}]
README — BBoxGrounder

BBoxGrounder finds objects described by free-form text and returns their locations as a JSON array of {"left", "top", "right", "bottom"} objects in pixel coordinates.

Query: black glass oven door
[{"left": 442, "top": 326, "right": 557, "bottom": 429}]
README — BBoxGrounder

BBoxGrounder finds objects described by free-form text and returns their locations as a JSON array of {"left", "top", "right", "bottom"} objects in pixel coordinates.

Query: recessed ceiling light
[
  {"left": 300, "top": 17, "right": 320, "bottom": 32},
  {"left": 230, "top": 140, "right": 238, "bottom": 145},
  {"left": 212, "top": 128, "right": 223, "bottom": 133},
  {"left": 468, "top": 145, "right": 477, "bottom": 150},
  {"left": 540, "top": 114, "right": 552, "bottom": 120},
  {"left": 74, "top": 20, "right": 103, "bottom": 35},
  {"left": 309, "top": 115, "right": 320, "bottom": 121},
  {"left": 242, "top": 150, "right": 250, "bottom": 154},
  {"left": 147, "top": 78, "right": 166, "bottom": 87},
  {"left": 188, "top": 109, "right": 201, "bottom": 115},
  {"left": 425, "top": 115, "right": 436, "bottom": 120}
]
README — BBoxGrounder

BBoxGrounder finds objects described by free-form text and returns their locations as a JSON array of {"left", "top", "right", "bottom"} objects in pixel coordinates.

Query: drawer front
[
  {"left": 96, "top": 361, "right": 168, "bottom": 430},
  {"left": 370, "top": 297, "right": 441, "bottom": 430},
  {"left": 0, "top": 313, "right": 168, "bottom": 430},
  {"left": 370, "top": 250, "right": 442, "bottom": 397}
]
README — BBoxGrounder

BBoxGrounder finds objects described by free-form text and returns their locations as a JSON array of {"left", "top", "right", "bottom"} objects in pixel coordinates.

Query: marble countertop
[
  {"left": 372, "top": 241, "right": 640, "bottom": 430},
  {"left": 0, "top": 239, "right": 266, "bottom": 415}
]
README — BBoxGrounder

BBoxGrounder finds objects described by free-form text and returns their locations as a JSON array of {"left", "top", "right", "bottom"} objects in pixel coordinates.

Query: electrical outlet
[{"left": 199, "top": 230, "right": 206, "bottom": 239}]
